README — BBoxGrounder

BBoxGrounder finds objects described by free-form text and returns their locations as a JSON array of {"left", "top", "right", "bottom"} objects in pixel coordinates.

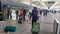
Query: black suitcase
[{"left": 18, "top": 16, "right": 22, "bottom": 24}]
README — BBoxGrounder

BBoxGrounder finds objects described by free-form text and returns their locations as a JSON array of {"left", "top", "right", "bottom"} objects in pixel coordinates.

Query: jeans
[{"left": 32, "top": 20, "right": 37, "bottom": 28}]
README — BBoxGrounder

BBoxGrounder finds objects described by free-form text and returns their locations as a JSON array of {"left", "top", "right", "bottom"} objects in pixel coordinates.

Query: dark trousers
[
  {"left": 32, "top": 20, "right": 37, "bottom": 28},
  {"left": 10, "top": 14, "right": 12, "bottom": 19},
  {"left": 0, "top": 14, "right": 3, "bottom": 21},
  {"left": 23, "top": 15, "right": 25, "bottom": 21},
  {"left": 29, "top": 13, "right": 32, "bottom": 19},
  {"left": 8, "top": 14, "right": 12, "bottom": 19},
  {"left": 16, "top": 15, "right": 18, "bottom": 20}
]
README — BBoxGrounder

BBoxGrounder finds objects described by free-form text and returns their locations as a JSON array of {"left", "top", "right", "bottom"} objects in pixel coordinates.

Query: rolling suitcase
[
  {"left": 32, "top": 22, "right": 40, "bottom": 34},
  {"left": 18, "top": 16, "right": 22, "bottom": 24}
]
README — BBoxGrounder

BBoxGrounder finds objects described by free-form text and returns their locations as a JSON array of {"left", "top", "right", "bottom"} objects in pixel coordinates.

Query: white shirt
[{"left": 29, "top": 9, "right": 32, "bottom": 13}]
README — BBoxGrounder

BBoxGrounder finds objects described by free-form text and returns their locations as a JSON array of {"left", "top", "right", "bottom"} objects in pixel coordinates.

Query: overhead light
[
  {"left": 32, "top": 4, "right": 36, "bottom": 6},
  {"left": 21, "top": 2, "right": 30, "bottom": 5}
]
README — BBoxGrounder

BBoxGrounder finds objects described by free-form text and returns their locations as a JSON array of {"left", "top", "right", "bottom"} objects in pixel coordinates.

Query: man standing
[
  {"left": 7, "top": 8, "right": 12, "bottom": 19},
  {"left": 23, "top": 9, "right": 26, "bottom": 21},
  {"left": 16, "top": 9, "right": 18, "bottom": 20},
  {"left": 29, "top": 9, "right": 32, "bottom": 20}
]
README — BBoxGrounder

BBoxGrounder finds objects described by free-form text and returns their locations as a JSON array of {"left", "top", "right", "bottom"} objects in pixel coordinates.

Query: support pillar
[{"left": 0, "top": 1, "right": 3, "bottom": 21}]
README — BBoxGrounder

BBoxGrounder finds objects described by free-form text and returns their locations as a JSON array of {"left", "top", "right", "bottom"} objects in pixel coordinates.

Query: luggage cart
[
  {"left": 4, "top": 26, "right": 16, "bottom": 34},
  {"left": 4, "top": 20, "right": 16, "bottom": 34}
]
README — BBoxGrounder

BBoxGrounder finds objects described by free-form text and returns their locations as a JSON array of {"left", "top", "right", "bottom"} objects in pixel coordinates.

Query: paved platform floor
[
  {"left": 0, "top": 20, "right": 53, "bottom": 34},
  {"left": 0, "top": 12, "right": 60, "bottom": 34}
]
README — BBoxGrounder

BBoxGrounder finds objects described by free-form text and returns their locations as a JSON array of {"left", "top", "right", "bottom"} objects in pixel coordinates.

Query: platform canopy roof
[{"left": 1, "top": 0, "right": 60, "bottom": 9}]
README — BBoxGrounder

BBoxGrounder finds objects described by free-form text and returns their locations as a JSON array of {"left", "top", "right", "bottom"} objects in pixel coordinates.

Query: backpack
[
  {"left": 32, "top": 10, "right": 38, "bottom": 20},
  {"left": 32, "top": 10, "right": 37, "bottom": 16}
]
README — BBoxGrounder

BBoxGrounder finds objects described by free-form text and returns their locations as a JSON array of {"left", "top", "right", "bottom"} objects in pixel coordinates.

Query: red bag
[{"left": 18, "top": 10, "right": 23, "bottom": 16}]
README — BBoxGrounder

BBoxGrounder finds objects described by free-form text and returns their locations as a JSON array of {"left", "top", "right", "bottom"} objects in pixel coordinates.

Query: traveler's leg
[
  {"left": 20, "top": 16, "right": 22, "bottom": 23},
  {"left": 7, "top": 14, "right": 9, "bottom": 19},
  {"left": 46, "top": 12, "right": 47, "bottom": 16},
  {"left": 20, "top": 16, "right": 23, "bottom": 23},
  {"left": 30, "top": 14, "right": 31, "bottom": 19},
  {"left": 30, "top": 13, "right": 32, "bottom": 19},
  {"left": 23, "top": 15, "right": 25, "bottom": 21},
  {"left": 10, "top": 14, "right": 12, "bottom": 19},
  {"left": 32, "top": 20, "right": 33, "bottom": 28},
  {"left": 16, "top": 15, "right": 18, "bottom": 20},
  {"left": 32, "top": 20, "right": 35, "bottom": 28},
  {"left": 24, "top": 15, "right": 25, "bottom": 21}
]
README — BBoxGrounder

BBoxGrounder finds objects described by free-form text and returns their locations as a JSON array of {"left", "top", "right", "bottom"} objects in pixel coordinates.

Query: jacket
[{"left": 32, "top": 9, "right": 38, "bottom": 21}]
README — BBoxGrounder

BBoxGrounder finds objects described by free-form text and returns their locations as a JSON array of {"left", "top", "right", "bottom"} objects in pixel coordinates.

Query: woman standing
[
  {"left": 18, "top": 8, "right": 23, "bottom": 24},
  {"left": 40, "top": 9, "right": 43, "bottom": 16}
]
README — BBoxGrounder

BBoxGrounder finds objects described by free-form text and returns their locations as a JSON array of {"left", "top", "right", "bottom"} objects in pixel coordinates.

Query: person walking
[
  {"left": 31, "top": 7, "right": 38, "bottom": 28},
  {"left": 45, "top": 9, "right": 48, "bottom": 16},
  {"left": 29, "top": 9, "right": 32, "bottom": 20},
  {"left": 43, "top": 9, "right": 48, "bottom": 16},
  {"left": 40, "top": 9, "right": 43, "bottom": 16},
  {"left": 7, "top": 8, "right": 12, "bottom": 19}
]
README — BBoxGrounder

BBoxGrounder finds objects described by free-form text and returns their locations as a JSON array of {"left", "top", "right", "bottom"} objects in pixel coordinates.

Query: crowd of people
[
  {"left": 15, "top": 7, "right": 39, "bottom": 24},
  {"left": 7, "top": 7, "right": 49, "bottom": 27},
  {"left": 7, "top": 8, "right": 26, "bottom": 23},
  {"left": 6, "top": 7, "right": 51, "bottom": 31},
  {"left": 15, "top": 8, "right": 26, "bottom": 24}
]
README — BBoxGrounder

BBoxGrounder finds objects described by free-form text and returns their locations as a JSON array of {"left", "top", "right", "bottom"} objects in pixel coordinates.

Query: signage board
[{"left": 48, "top": 1, "right": 55, "bottom": 4}]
